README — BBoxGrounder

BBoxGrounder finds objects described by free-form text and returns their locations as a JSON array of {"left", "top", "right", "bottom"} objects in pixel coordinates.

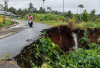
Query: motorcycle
[{"left": 28, "top": 19, "right": 33, "bottom": 27}]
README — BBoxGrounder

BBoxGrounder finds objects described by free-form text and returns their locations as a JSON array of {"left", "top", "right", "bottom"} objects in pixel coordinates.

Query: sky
[{"left": 0, "top": 0, "right": 100, "bottom": 14}]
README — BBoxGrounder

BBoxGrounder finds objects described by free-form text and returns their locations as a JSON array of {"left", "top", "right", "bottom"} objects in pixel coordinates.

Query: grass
[
  {"left": 22, "top": 13, "right": 100, "bottom": 28},
  {"left": 24, "top": 13, "right": 66, "bottom": 26},
  {"left": 0, "top": 21, "right": 13, "bottom": 27},
  {"left": 0, "top": 15, "right": 13, "bottom": 28},
  {"left": 36, "top": 20, "right": 67, "bottom": 26},
  {"left": 75, "top": 21, "right": 100, "bottom": 29},
  {"left": 37, "top": 20, "right": 100, "bottom": 29},
  {"left": 0, "top": 15, "right": 10, "bottom": 24},
  {"left": 0, "top": 54, "right": 9, "bottom": 61}
]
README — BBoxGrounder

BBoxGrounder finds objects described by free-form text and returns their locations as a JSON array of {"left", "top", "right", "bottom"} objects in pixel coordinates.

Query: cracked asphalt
[{"left": 0, "top": 20, "right": 50, "bottom": 58}]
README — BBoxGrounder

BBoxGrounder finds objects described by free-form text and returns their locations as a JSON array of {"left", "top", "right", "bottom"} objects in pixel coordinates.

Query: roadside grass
[
  {"left": 0, "top": 21, "right": 13, "bottom": 27},
  {"left": 0, "top": 54, "right": 9, "bottom": 61},
  {"left": 0, "top": 15, "right": 10, "bottom": 24},
  {"left": 36, "top": 20, "right": 67, "bottom": 26},
  {"left": 75, "top": 21, "right": 100, "bottom": 29},
  {"left": 0, "top": 15, "right": 13, "bottom": 28},
  {"left": 36, "top": 20, "right": 100, "bottom": 29}
]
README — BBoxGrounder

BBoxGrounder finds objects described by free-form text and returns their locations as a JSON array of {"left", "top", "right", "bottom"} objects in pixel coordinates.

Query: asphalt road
[{"left": 0, "top": 20, "right": 50, "bottom": 58}]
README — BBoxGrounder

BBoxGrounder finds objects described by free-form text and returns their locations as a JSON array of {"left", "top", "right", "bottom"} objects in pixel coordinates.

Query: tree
[
  {"left": 90, "top": 10, "right": 96, "bottom": 21},
  {"left": 78, "top": 4, "right": 84, "bottom": 8},
  {"left": 17, "top": 8, "right": 23, "bottom": 15},
  {"left": 3, "top": 0, "right": 8, "bottom": 24},
  {"left": 22, "top": 8, "right": 28, "bottom": 16},
  {"left": 8, "top": 7, "right": 17, "bottom": 14},
  {"left": 66, "top": 11, "right": 73, "bottom": 18},
  {"left": 39, "top": 7, "right": 45, "bottom": 13},
  {"left": 81, "top": 11, "right": 90, "bottom": 22},
  {"left": 47, "top": 7, "right": 52, "bottom": 12},
  {"left": 28, "top": 3, "right": 34, "bottom": 13},
  {"left": 78, "top": 4, "right": 84, "bottom": 14},
  {"left": 33, "top": 8, "right": 38, "bottom": 13}
]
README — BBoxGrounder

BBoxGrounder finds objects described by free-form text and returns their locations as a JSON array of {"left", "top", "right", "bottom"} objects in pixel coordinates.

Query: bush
[
  {"left": 96, "top": 19, "right": 100, "bottom": 22},
  {"left": 44, "top": 14, "right": 57, "bottom": 21},
  {"left": 0, "top": 21, "right": 13, "bottom": 27},
  {"left": 81, "top": 11, "right": 90, "bottom": 22},
  {"left": 25, "top": 13, "right": 66, "bottom": 22},
  {"left": 29, "top": 33, "right": 100, "bottom": 68},
  {"left": 66, "top": 48, "right": 100, "bottom": 68},
  {"left": 57, "top": 16, "right": 65, "bottom": 20},
  {"left": 76, "top": 14, "right": 81, "bottom": 22}
]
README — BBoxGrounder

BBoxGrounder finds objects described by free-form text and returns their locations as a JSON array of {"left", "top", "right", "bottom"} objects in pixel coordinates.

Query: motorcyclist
[{"left": 28, "top": 14, "right": 33, "bottom": 27}]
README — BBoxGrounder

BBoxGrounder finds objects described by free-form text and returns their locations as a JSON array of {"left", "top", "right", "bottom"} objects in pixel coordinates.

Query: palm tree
[
  {"left": 3, "top": 0, "right": 8, "bottom": 24},
  {"left": 43, "top": 0, "right": 45, "bottom": 8},
  {"left": 78, "top": 4, "right": 84, "bottom": 14}
]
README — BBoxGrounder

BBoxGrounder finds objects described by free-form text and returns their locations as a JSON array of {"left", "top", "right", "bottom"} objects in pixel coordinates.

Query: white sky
[{"left": 0, "top": 0, "right": 100, "bottom": 14}]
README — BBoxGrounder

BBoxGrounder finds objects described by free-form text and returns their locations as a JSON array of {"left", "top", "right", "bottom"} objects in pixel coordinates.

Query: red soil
[{"left": 45, "top": 25, "right": 100, "bottom": 52}]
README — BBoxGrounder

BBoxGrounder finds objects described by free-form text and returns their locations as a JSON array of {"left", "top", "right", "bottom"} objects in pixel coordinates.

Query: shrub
[
  {"left": 29, "top": 33, "right": 100, "bottom": 68},
  {"left": 44, "top": 14, "right": 57, "bottom": 21},
  {"left": 66, "top": 48, "right": 100, "bottom": 68},
  {"left": 0, "top": 21, "right": 13, "bottom": 27},
  {"left": 76, "top": 14, "right": 81, "bottom": 22},
  {"left": 96, "top": 19, "right": 100, "bottom": 22},
  {"left": 25, "top": 13, "right": 65, "bottom": 22},
  {"left": 57, "top": 16, "right": 65, "bottom": 20},
  {"left": 81, "top": 11, "right": 90, "bottom": 22},
  {"left": 97, "top": 38, "right": 100, "bottom": 43}
]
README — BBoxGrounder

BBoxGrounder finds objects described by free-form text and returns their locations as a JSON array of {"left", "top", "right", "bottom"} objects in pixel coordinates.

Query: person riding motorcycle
[{"left": 28, "top": 14, "right": 33, "bottom": 27}]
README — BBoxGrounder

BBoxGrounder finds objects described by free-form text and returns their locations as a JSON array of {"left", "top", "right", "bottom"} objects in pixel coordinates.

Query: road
[{"left": 0, "top": 20, "right": 50, "bottom": 58}]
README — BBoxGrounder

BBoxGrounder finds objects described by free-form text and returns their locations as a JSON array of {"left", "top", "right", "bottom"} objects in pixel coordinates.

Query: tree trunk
[{"left": 3, "top": 1, "right": 8, "bottom": 24}]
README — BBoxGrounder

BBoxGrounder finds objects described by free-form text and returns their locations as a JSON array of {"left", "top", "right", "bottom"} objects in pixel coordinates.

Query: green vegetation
[
  {"left": 0, "top": 15, "right": 10, "bottom": 24},
  {"left": 0, "top": 21, "right": 13, "bottom": 27},
  {"left": 0, "top": 54, "right": 9, "bottom": 61},
  {"left": 81, "top": 11, "right": 90, "bottom": 22},
  {"left": 36, "top": 21, "right": 66, "bottom": 26},
  {"left": 26, "top": 32, "right": 100, "bottom": 68},
  {"left": 74, "top": 21, "right": 100, "bottom": 29},
  {"left": 25, "top": 13, "right": 65, "bottom": 21},
  {"left": 5, "top": 1, "right": 100, "bottom": 68},
  {"left": 25, "top": 13, "right": 66, "bottom": 26},
  {"left": 0, "top": 15, "right": 13, "bottom": 28},
  {"left": 23, "top": 10, "right": 100, "bottom": 27}
]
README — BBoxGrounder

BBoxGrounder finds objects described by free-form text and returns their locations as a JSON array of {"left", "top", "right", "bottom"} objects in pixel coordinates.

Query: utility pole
[
  {"left": 63, "top": 0, "right": 64, "bottom": 16},
  {"left": 3, "top": 0, "right": 8, "bottom": 24}
]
